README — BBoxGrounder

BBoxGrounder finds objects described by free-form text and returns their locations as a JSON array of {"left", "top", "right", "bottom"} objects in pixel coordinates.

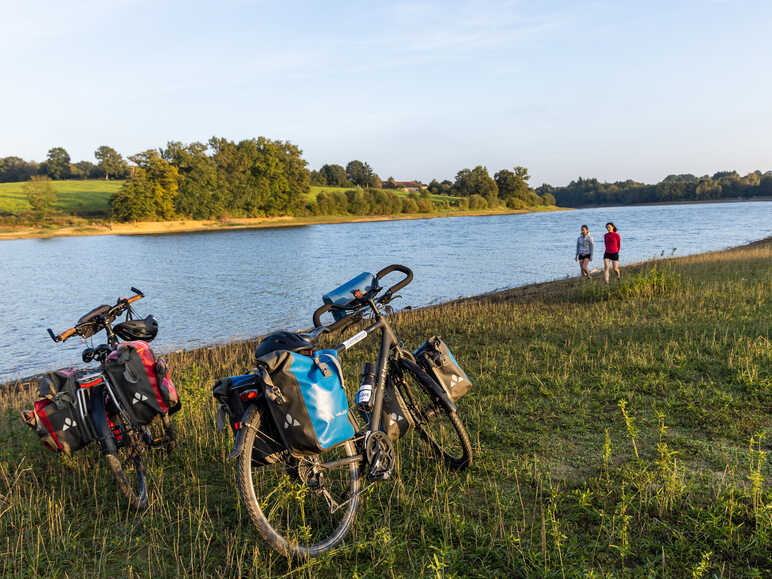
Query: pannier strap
[
  {"left": 315, "top": 353, "right": 345, "bottom": 389},
  {"left": 260, "top": 370, "right": 288, "bottom": 406}
]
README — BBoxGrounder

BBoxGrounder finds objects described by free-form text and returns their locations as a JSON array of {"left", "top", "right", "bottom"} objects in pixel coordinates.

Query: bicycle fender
[
  {"left": 228, "top": 403, "right": 260, "bottom": 460},
  {"left": 229, "top": 427, "right": 246, "bottom": 460}
]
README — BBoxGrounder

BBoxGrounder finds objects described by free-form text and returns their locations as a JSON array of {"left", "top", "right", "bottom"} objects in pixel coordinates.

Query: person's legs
[
  {"left": 613, "top": 259, "right": 621, "bottom": 280},
  {"left": 604, "top": 258, "right": 611, "bottom": 284},
  {"left": 581, "top": 258, "right": 590, "bottom": 278}
]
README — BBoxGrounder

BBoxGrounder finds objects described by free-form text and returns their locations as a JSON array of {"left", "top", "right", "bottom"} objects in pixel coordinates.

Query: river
[{"left": 1, "top": 201, "right": 770, "bottom": 382}]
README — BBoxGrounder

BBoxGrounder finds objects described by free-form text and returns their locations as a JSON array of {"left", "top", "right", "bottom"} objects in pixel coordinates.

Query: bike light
[{"left": 239, "top": 391, "right": 258, "bottom": 401}]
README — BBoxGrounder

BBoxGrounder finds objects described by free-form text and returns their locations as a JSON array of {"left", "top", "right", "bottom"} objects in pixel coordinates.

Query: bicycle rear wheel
[
  {"left": 395, "top": 358, "right": 472, "bottom": 470},
  {"left": 104, "top": 415, "right": 148, "bottom": 509},
  {"left": 236, "top": 404, "right": 362, "bottom": 558}
]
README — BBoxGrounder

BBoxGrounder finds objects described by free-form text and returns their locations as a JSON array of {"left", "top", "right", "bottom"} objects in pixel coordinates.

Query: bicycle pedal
[{"left": 369, "top": 466, "right": 392, "bottom": 480}]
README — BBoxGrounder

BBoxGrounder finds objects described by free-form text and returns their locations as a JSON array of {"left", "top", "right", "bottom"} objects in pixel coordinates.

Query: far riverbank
[{"left": 0, "top": 206, "right": 564, "bottom": 241}]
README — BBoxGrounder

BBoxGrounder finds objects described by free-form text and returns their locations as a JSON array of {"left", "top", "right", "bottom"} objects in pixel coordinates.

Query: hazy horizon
[{"left": 2, "top": 0, "right": 771, "bottom": 187}]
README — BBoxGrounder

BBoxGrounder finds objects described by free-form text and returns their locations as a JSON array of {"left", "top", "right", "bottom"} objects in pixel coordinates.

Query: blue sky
[{"left": 1, "top": 0, "right": 770, "bottom": 185}]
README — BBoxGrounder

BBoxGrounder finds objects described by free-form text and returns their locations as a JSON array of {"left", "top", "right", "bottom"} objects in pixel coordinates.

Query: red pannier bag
[{"left": 104, "top": 340, "right": 179, "bottom": 425}]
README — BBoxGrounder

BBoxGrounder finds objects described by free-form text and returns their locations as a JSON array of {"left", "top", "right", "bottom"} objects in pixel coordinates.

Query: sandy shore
[{"left": 0, "top": 206, "right": 566, "bottom": 241}]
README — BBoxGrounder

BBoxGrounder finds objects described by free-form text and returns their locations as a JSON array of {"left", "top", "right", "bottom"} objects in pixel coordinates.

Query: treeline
[
  {"left": 313, "top": 162, "right": 555, "bottom": 210},
  {"left": 432, "top": 165, "right": 555, "bottom": 209},
  {"left": 540, "top": 171, "right": 772, "bottom": 207},
  {"left": 110, "top": 137, "right": 553, "bottom": 221},
  {"left": 111, "top": 138, "right": 310, "bottom": 221},
  {"left": 0, "top": 146, "right": 128, "bottom": 182}
]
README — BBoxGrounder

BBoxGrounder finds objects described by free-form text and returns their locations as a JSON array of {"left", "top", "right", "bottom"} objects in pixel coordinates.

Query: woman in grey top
[{"left": 575, "top": 225, "right": 594, "bottom": 279}]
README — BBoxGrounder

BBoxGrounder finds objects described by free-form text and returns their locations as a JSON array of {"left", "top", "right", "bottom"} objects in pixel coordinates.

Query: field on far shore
[
  {"left": 0, "top": 238, "right": 769, "bottom": 576},
  {"left": 0, "top": 179, "right": 122, "bottom": 215}
]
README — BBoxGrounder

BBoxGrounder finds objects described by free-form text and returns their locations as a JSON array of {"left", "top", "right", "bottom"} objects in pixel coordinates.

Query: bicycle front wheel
[
  {"left": 236, "top": 404, "right": 362, "bottom": 558},
  {"left": 395, "top": 358, "right": 472, "bottom": 470},
  {"left": 104, "top": 416, "right": 148, "bottom": 509}
]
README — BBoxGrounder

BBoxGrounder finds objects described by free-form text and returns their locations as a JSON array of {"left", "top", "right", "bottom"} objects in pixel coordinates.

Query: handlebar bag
[
  {"left": 21, "top": 393, "right": 90, "bottom": 456},
  {"left": 322, "top": 272, "right": 377, "bottom": 322},
  {"left": 213, "top": 374, "right": 285, "bottom": 466},
  {"left": 257, "top": 349, "right": 355, "bottom": 456},
  {"left": 414, "top": 336, "right": 472, "bottom": 402},
  {"left": 104, "top": 341, "right": 179, "bottom": 426}
]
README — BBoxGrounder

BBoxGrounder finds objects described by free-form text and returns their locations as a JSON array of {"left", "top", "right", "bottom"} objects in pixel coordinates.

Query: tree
[
  {"left": 495, "top": 166, "right": 531, "bottom": 204},
  {"left": 71, "top": 160, "right": 99, "bottom": 179},
  {"left": 0, "top": 156, "right": 39, "bottom": 182},
  {"left": 45, "top": 147, "right": 71, "bottom": 179},
  {"left": 24, "top": 176, "right": 57, "bottom": 218},
  {"left": 346, "top": 160, "right": 379, "bottom": 187},
  {"left": 319, "top": 164, "right": 350, "bottom": 187},
  {"left": 453, "top": 166, "right": 498, "bottom": 204},
  {"left": 111, "top": 150, "right": 179, "bottom": 221},
  {"left": 95, "top": 146, "right": 127, "bottom": 180}
]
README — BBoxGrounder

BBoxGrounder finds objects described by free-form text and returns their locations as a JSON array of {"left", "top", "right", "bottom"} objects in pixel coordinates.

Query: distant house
[{"left": 392, "top": 180, "right": 427, "bottom": 192}]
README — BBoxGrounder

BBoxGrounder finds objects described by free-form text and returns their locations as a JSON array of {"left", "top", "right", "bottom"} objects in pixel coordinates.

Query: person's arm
[
  {"left": 588, "top": 235, "right": 594, "bottom": 260},
  {"left": 616, "top": 232, "right": 621, "bottom": 251},
  {"left": 576, "top": 237, "right": 580, "bottom": 259}
]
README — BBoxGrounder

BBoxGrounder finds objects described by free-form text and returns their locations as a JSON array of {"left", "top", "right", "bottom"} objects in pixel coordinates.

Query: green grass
[
  {"left": 1, "top": 240, "right": 770, "bottom": 575},
  {"left": 0, "top": 180, "right": 123, "bottom": 215}
]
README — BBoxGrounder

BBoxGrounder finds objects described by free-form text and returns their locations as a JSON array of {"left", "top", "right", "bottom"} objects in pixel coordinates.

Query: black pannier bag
[
  {"left": 256, "top": 349, "right": 355, "bottom": 457},
  {"left": 213, "top": 374, "right": 285, "bottom": 466},
  {"left": 414, "top": 336, "right": 472, "bottom": 402},
  {"left": 104, "top": 341, "right": 178, "bottom": 425},
  {"left": 380, "top": 380, "right": 415, "bottom": 441},
  {"left": 22, "top": 392, "right": 90, "bottom": 455},
  {"left": 38, "top": 368, "right": 80, "bottom": 399}
]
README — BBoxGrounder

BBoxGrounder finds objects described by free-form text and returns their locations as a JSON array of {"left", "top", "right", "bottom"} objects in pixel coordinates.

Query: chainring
[{"left": 364, "top": 430, "right": 395, "bottom": 480}]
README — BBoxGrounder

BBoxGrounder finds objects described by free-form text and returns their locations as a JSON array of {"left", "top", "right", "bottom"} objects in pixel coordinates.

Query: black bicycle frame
[{"left": 331, "top": 301, "right": 400, "bottom": 434}]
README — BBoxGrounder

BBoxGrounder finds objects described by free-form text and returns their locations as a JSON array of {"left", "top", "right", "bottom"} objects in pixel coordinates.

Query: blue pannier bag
[
  {"left": 256, "top": 348, "right": 355, "bottom": 456},
  {"left": 322, "top": 272, "right": 377, "bottom": 321}
]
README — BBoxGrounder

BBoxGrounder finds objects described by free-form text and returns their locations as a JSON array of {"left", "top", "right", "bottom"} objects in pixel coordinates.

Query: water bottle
[{"left": 356, "top": 362, "right": 375, "bottom": 414}]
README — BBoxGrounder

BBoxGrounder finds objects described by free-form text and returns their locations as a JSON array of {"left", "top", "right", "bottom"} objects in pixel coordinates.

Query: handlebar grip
[
  {"left": 61, "top": 327, "right": 77, "bottom": 341},
  {"left": 130, "top": 287, "right": 144, "bottom": 297},
  {"left": 376, "top": 264, "right": 413, "bottom": 296},
  {"left": 49, "top": 326, "right": 77, "bottom": 343},
  {"left": 313, "top": 303, "right": 332, "bottom": 328}
]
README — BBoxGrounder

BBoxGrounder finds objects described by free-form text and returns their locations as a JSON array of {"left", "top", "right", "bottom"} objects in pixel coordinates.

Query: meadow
[
  {"left": 0, "top": 239, "right": 769, "bottom": 576},
  {"left": 0, "top": 180, "right": 122, "bottom": 215}
]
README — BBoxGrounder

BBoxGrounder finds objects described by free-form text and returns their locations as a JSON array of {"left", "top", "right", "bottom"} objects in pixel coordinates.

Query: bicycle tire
[
  {"left": 104, "top": 417, "right": 148, "bottom": 509},
  {"left": 236, "top": 404, "right": 362, "bottom": 558},
  {"left": 395, "top": 358, "right": 473, "bottom": 470}
]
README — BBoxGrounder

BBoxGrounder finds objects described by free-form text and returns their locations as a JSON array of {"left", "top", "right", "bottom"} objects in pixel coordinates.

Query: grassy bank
[{"left": 1, "top": 240, "right": 770, "bottom": 576}]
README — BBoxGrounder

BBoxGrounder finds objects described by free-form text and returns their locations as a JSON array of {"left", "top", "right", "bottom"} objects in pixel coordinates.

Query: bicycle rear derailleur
[{"left": 364, "top": 430, "right": 395, "bottom": 481}]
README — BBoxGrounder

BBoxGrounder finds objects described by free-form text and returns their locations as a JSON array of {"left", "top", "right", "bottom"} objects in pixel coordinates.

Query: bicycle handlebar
[
  {"left": 312, "top": 265, "right": 413, "bottom": 330},
  {"left": 375, "top": 264, "right": 413, "bottom": 301},
  {"left": 47, "top": 287, "right": 144, "bottom": 343}
]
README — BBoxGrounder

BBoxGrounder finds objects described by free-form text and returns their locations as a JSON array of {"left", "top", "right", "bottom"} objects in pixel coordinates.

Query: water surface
[{"left": 1, "top": 201, "right": 770, "bottom": 382}]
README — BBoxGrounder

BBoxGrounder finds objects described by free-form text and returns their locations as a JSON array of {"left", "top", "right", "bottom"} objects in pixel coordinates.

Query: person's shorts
[
  {"left": 604, "top": 252, "right": 619, "bottom": 261},
  {"left": 578, "top": 254, "right": 591, "bottom": 260}
]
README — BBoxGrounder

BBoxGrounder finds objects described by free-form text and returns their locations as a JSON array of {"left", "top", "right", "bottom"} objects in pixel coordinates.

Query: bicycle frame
[{"left": 331, "top": 300, "right": 456, "bottom": 436}]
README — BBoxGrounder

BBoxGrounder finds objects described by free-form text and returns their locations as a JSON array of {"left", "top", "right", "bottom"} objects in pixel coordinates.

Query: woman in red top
[{"left": 603, "top": 222, "right": 621, "bottom": 284}]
